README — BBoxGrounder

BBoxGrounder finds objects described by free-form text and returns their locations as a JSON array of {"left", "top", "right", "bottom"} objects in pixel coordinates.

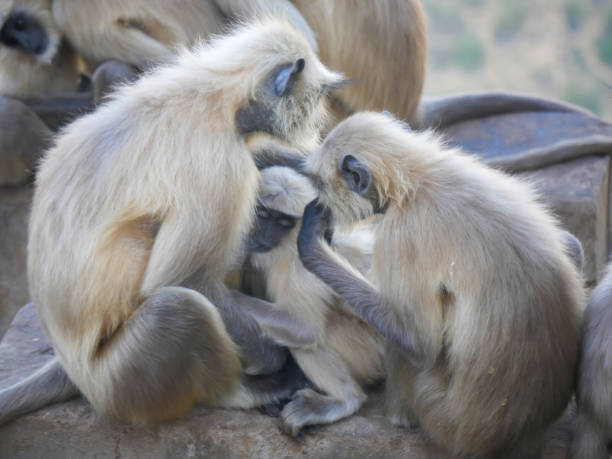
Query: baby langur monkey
[
  {"left": 297, "top": 112, "right": 585, "bottom": 457},
  {"left": 573, "top": 265, "right": 612, "bottom": 459},
  {"left": 10, "top": 19, "right": 345, "bottom": 426},
  {"left": 246, "top": 166, "right": 384, "bottom": 436}
]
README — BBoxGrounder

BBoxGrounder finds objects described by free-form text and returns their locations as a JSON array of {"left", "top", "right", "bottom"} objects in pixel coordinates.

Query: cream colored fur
[
  {"left": 50, "top": 1, "right": 426, "bottom": 123},
  {"left": 251, "top": 167, "right": 384, "bottom": 432},
  {"left": 28, "top": 19, "right": 338, "bottom": 423},
  {"left": 304, "top": 112, "right": 586, "bottom": 456}
]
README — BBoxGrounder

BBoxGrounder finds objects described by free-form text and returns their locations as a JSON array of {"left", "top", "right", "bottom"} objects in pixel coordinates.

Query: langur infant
[
  {"left": 573, "top": 265, "right": 612, "bottom": 459},
  {"left": 297, "top": 112, "right": 585, "bottom": 457},
  {"left": 246, "top": 166, "right": 384, "bottom": 435},
  {"left": 23, "top": 19, "right": 343, "bottom": 425}
]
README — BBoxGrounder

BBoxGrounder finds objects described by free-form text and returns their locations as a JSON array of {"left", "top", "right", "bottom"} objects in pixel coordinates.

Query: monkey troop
[{"left": 297, "top": 112, "right": 585, "bottom": 457}]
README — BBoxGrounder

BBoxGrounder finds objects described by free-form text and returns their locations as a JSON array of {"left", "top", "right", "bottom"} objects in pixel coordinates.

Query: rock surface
[{"left": 0, "top": 304, "right": 572, "bottom": 458}]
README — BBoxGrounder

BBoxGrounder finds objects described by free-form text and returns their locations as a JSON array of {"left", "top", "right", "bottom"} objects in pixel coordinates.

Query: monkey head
[
  {"left": 230, "top": 19, "right": 345, "bottom": 150},
  {"left": 0, "top": 0, "right": 61, "bottom": 64},
  {"left": 304, "top": 111, "right": 428, "bottom": 225},
  {"left": 248, "top": 166, "right": 317, "bottom": 253}
]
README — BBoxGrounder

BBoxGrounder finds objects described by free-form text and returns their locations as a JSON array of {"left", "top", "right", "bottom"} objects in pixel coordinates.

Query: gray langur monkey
[
  {"left": 6, "top": 19, "right": 345, "bottom": 426},
  {"left": 245, "top": 166, "right": 384, "bottom": 436},
  {"left": 572, "top": 265, "right": 612, "bottom": 459},
  {"left": 296, "top": 112, "right": 585, "bottom": 457}
]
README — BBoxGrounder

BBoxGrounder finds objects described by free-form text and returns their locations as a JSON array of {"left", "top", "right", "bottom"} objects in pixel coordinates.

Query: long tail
[{"left": 0, "top": 357, "right": 79, "bottom": 425}]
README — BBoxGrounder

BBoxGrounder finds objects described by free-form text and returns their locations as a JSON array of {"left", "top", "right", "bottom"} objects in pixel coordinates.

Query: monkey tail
[{"left": 0, "top": 357, "right": 78, "bottom": 425}]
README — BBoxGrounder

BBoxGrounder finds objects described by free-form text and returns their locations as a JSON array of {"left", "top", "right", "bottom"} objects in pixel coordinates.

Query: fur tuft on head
[{"left": 258, "top": 166, "right": 316, "bottom": 217}]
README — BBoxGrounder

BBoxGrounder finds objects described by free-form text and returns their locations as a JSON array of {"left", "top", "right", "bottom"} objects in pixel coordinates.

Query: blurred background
[{"left": 422, "top": 0, "right": 612, "bottom": 121}]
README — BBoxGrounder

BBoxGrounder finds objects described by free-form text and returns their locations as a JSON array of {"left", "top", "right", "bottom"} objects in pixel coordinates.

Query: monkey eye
[
  {"left": 13, "top": 14, "right": 26, "bottom": 31},
  {"left": 256, "top": 206, "right": 271, "bottom": 219},
  {"left": 277, "top": 217, "right": 296, "bottom": 228}
]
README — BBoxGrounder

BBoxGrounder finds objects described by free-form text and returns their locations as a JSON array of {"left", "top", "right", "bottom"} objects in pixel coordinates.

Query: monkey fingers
[{"left": 297, "top": 198, "right": 331, "bottom": 259}]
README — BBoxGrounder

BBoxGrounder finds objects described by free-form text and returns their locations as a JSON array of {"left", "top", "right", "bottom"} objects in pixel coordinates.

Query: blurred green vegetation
[
  {"left": 421, "top": 0, "right": 464, "bottom": 35},
  {"left": 565, "top": 1, "right": 585, "bottom": 31},
  {"left": 596, "top": 8, "right": 612, "bottom": 66},
  {"left": 495, "top": 3, "right": 527, "bottom": 41},
  {"left": 452, "top": 33, "right": 485, "bottom": 71},
  {"left": 564, "top": 84, "right": 603, "bottom": 115}
]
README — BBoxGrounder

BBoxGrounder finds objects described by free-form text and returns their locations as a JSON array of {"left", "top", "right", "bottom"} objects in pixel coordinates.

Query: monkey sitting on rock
[
  {"left": 296, "top": 112, "right": 585, "bottom": 457},
  {"left": 0, "top": 18, "right": 345, "bottom": 426}
]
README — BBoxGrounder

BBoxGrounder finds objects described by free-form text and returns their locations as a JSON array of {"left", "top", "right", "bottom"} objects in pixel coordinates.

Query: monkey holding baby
[{"left": 0, "top": 18, "right": 346, "bottom": 425}]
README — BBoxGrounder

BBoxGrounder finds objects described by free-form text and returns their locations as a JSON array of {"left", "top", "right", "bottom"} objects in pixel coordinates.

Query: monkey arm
[
  {"left": 22, "top": 92, "right": 93, "bottom": 131},
  {"left": 214, "top": 0, "right": 318, "bottom": 52},
  {"left": 253, "top": 142, "right": 305, "bottom": 171},
  {"left": 297, "top": 200, "right": 422, "bottom": 364},
  {"left": 228, "top": 289, "right": 316, "bottom": 349}
]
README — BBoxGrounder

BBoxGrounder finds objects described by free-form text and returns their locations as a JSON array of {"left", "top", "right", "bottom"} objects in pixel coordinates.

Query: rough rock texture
[
  {"left": 0, "top": 304, "right": 572, "bottom": 458},
  {"left": 0, "top": 185, "right": 32, "bottom": 337}
]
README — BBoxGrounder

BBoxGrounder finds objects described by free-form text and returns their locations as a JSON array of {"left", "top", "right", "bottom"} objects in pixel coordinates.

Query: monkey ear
[
  {"left": 340, "top": 154, "right": 371, "bottom": 196},
  {"left": 272, "top": 58, "right": 305, "bottom": 97}
]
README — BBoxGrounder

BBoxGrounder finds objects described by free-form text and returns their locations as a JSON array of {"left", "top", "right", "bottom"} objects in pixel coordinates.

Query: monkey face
[
  {"left": 231, "top": 20, "right": 344, "bottom": 149},
  {"left": 304, "top": 111, "right": 425, "bottom": 225},
  {"left": 247, "top": 166, "right": 317, "bottom": 253},
  {"left": 0, "top": 0, "right": 60, "bottom": 63}
]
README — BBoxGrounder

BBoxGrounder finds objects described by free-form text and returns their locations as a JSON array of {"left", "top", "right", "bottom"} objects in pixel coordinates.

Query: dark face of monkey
[
  {"left": 0, "top": 10, "right": 48, "bottom": 55},
  {"left": 236, "top": 57, "right": 339, "bottom": 144},
  {"left": 247, "top": 204, "right": 298, "bottom": 253}
]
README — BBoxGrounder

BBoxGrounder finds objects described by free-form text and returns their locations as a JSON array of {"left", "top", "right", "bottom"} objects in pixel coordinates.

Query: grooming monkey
[
  {"left": 245, "top": 166, "right": 384, "bottom": 435},
  {"left": 16, "top": 19, "right": 344, "bottom": 425},
  {"left": 296, "top": 112, "right": 585, "bottom": 457},
  {"left": 572, "top": 265, "right": 612, "bottom": 458}
]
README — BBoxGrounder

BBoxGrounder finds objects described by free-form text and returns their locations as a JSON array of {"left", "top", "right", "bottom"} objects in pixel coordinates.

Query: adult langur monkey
[
  {"left": 572, "top": 265, "right": 612, "bottom": 459},
  {"left": 0, "top": 19, "right": 345, "bottom": 426},
  {"left": 296, "top": 112, "right": 585, "bottom": 457},
  {"left": 245, "top": 166, "right": 384, "bottom": 435}
]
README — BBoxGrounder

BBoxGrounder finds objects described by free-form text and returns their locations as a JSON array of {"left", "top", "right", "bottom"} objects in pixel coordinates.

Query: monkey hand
[{"left": 298, "top": 199, "right": 331, "bottom": 259}]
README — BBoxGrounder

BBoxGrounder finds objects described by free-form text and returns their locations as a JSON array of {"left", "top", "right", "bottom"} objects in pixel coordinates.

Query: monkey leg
[
  {"left": 0, "top": 96, "right": 53, "bottom": 186},
  {"left": 561, "top": 230, "right": 584, "bottom": 272},
  {"left": 92, "top": 60, "right": 138, "bottom": 106},
  {"left": 572, "top": 412, "right": 610, "bottom": 459},
  {"left": 80, "top": 286, "right": 242, "bottom": 424},
  {"left": 384, "top": 347, "right": 419, "bottom": 429},
  {"left": 280, "top": 346, "right": 366, "bottom": 436}
]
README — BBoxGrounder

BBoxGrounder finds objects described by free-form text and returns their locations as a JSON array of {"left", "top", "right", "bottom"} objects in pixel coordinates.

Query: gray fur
[{"left": 573, "top": 266, "right": 612, "bottom": 458}]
